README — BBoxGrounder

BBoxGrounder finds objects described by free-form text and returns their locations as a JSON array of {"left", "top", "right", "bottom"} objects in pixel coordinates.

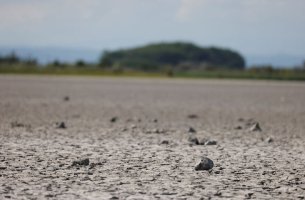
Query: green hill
[{"left": 99, "top": 42, "right": 245, "bottom": 71}]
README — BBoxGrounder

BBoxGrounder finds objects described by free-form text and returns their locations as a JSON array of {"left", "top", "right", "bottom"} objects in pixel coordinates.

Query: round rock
[{"left": 195, "top": 157, "right": 214, "bottom": 171}]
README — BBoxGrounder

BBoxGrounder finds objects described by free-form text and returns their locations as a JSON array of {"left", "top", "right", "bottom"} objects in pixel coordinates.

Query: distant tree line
[
  {"left": 0, "top": 52, "right": 37, "bottom": 66},
  {"left": 99, "top": 42, "right": 246, "bottom": 71},
  {"left": 1, "top": 45, "right": 304, "bottom": 81}
]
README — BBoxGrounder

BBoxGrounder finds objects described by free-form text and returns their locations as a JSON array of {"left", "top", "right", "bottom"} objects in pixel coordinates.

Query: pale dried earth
[{"left": 0, "top": 75, "right": 305, "bottom": 200}]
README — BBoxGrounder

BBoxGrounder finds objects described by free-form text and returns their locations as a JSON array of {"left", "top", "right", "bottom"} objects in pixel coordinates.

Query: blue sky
[{"left": 0, "top": 0, "right": 305, "bottom": 58}]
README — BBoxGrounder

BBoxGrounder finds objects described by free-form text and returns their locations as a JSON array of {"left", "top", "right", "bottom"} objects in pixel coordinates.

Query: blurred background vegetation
[{"left": 1, "top": 42, "right": 304, "bottom": 81}]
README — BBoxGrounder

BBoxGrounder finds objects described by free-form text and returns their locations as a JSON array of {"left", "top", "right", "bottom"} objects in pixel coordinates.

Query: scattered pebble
[
  {"left": 199, "top": 138, "right": 208, "bottom": 145},
  {"left": 195, "top": 157, "right": 214, "bottom": 171},
  {"left": 249, "top": 122, "right": 262, "bottom": 132},
  {"left": 187, "top": 114, "right": 199, "bottom": 119},
  {"left": 153, "top": 128, "right": 165, "bottom": 134},
  {"left": 10, "top": 121, "right": 30, "bottom": 128},
  {"left": 147, "top": 128, "right": 166, "bottom": 134},
  {"left": 161, "top": 140, "right": 169, "bottom": 145},
  {"left": 214, "top": 191, "right": 222, "bottom": 196},
  {"left": 188, "top": 135, "right": 199, "bottom": 145},
  {"left": 110, "top": 117, "right": 118, "bottom": 123},
  {"left": 63, "top": 96, "right": 70, "bottom": 101},
  {"left": 188, "top": 127, "right": 196, "bottom": 133},
  {"left": 56, "top": 122, "right": 66, "bottom": 129},
  {"left": 245, "top": 192, "right": 254, "bottom": 199},
  {"left": 72, "top": 158, "right": 90, "bottom": 166},
  {"left": 205, "top": 140, "right": 217, "bottom": 145},
  {"left": 234, "top": 125, "right": 242, "bottom": 130},
  {"left": 89, "top": 162, "right": 103, "bottom": 169},
  {"left": 266, "top": 137, "right": 274, "bottom": 143}
]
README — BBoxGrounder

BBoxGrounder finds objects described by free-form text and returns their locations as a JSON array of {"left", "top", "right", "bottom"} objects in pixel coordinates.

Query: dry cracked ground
[{"left": 0, "top": 75, "right": 305, "bottom": 200}]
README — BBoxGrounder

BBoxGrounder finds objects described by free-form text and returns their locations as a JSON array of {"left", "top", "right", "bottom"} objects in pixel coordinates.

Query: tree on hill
[{"left": 99, "top": 42, "right": 245, "bottom": 71}]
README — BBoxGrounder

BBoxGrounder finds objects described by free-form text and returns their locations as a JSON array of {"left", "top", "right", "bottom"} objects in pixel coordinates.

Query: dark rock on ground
[
  {"left": 11, "top": 121, "right": 30, "bottom": 128},
  {"left": 161, "top": 140, "right": 169, "bottom": 144},
  {"left": 266, "top": 137, "right": 273, "bottom": 143},
  {"left": 72, "top": 158, "right": 90, "bottom": 166},
  {"left": 188, "top": 127, "right": 196, "bottom": 133},
  {"left": 110, "top": 117, "right": 118, "bottom": 123},
  {"left": 89, "top": 162, "right": 103, "bottom": 169},
  {"left": 63, "top": 96, "right": 70, "bottom": 101},
  {"left": 205, "top": 140, "right": 217, "bottom": 145},
  {"left": 187, "top": 114, "right": 199, "bottom": 119},
  {"left": 245, "top": 192, "right": 254, "bottom": 199},
  {"left": 199, "top": 138, "right": 208, "bottom": 145},
  {"left": 188, "top": 135, "right": 199, "bottom": 145},
  {"left": 195, "top": 157, "right": 214, "bottom": 171},
  {"left": 249, "top": 122, "right": 262, "bottom": 132},
  {"left": 56, "top": 122, "right": 66, "bottom": 129}
]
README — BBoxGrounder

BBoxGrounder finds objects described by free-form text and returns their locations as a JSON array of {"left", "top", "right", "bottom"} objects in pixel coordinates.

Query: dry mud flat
[{"left": 0, "top": 75, "right": 305, "bottom": 200}]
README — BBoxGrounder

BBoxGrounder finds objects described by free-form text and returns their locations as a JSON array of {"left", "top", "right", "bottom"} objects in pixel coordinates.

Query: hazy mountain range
[{"left": 0, "top": 46, "right": 304, "bottom": 68}]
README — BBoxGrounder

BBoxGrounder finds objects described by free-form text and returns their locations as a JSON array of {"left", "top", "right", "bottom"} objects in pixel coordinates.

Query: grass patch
[{"left": 1, "top": 64, "right": 305, "bottom": 81}]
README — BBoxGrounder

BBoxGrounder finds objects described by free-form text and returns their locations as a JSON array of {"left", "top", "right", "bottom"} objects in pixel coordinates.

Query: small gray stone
[
  {"left": 245, "top": 192, "right": 254, "bottom": 199},
  {"left": 110, "top": 117, "right": 118, "bottom": 123},
  {"left": 56, "top": 122, "right": 66, "bottom": 129},
  {"left": 205, "top": 140, "right": 217, "bottom": 145},
  {"left": 161, "top": 140, "right": 169, "bottom": 144},
  {"left": 188, "top": 135, "right": 199, "bottom": 145},
  {"left": 188, "top": 127, "right": 196, "bottom": 133},
  {"left": 199, "top": 138, "right": 208, "bottom": 145},
  {"left": 72, "top": 158, "right": 90, "bottom": 166},
  {"left": 187, "top": 114, "right": 199, "bottom": 119},
  {"left": 266, "top": 137, "right": 273, "bottom": 143},
  {"left": 195, "top": 157, "right": 214, "bottom": 171},
  {"left": 63, "top": 96, "right": 70, "bottom": 101},
  {"left": 249, "top": 122, "right": 262, "bottom": 132}
]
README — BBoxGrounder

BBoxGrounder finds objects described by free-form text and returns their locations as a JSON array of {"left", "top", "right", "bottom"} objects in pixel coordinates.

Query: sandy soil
[{"left": 0, "top": 75, "right": 305, "bottom": 200}]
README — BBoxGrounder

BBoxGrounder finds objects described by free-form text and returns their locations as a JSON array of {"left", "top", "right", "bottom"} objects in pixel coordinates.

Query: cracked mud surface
[{"left": 1, "top": 75, "right": 305, "bottom": 199}]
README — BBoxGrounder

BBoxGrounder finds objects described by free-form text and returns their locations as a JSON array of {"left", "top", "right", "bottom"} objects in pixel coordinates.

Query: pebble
[
  {"left": 188, "top": 127, "right": 196, "bottom": 133},
  {"left": 56, "top": 122, "right": 66, "bottom": 129},
  {"left": 205, "top": 140, "right": 217, "bottom": 145},
  {"left": 187, "top": 114, "right": 199, "bottom": 119},
  {"left": 161, "top": 140, "right": 169, "bottom": 145},
  {"left": 249, "top": 122, "right": 262, "bottom": 132},
  {"left": 63, "top": 96, "right": 70, "bottom": 101},
  {"left": 195, "top": 157, "right": 214, "bottom": 171},
  {"left": 110, "top": 117, "right": 118, "bottom": 123},
  {"left": 245, "top": 192, "right": 254, "bottom": 199},
  {"left": 72, "top": 158, "right": 90, "bottom": 166},
  {"left": 188, "top": 135, "right": 199, "bottom": 145},
  {"left": 199, "top": 138, "right": 208, "bottom": 145},
  {"left": 266, "top": 137, "right": 274, "bottom": 143},
  {"left": 11, "top": 121, "right": 30, "bottom": 128}
]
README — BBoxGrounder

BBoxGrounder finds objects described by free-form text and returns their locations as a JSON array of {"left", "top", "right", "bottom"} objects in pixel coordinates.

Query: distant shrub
[{"left": 75, "top": 59, "right": 86, "bottom": 67}]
